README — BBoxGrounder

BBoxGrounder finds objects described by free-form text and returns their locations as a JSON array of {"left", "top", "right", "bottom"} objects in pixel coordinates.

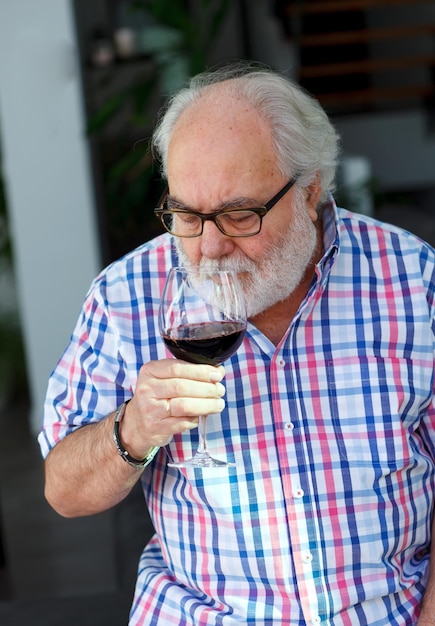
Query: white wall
[{"left": 0, "top": 0, "right": 102, "bottom": 433}]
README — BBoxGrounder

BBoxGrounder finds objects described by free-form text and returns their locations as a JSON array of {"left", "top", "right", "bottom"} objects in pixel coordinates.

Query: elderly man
[{"left": 39, "top": 63, "right": 435, "bottom": 625}]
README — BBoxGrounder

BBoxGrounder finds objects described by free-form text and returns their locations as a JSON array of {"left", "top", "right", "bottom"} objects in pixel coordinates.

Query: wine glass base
[{"left": 168, "top": 452, "right": 235, "bottom": 468}]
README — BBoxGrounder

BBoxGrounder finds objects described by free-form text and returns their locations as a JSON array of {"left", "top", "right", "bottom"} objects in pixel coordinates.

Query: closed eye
[{"left": 178, "top": 212, "right": 200, "bottom": 225}]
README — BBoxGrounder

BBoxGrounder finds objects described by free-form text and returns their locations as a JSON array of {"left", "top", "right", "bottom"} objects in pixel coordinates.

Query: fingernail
[
  {"left": 216, "top": 398, "right": 225, "bottom": 411},
  {"left": 215, "top": 382, "right": 225, "bottom": 397},
  {"left": 209, "top": 367, "right": 225, "bottom": 382}
]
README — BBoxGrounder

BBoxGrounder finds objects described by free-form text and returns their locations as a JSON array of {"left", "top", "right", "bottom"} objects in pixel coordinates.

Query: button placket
[
  {"left": 302, "top": 549, "right": 314, "bottom": 564},
  {"left": 276, "top": 356, "right": 286, "bottom": 369},
  {"left": 271, "top": 347, "right": 322, "bottom": 620},
  {"left": 274, "top": 354, "right": 297, "bottom": 435},
  {"left": 271, "top": 338, "right": 327, "bottom": 624},
  {"left": 293, "top": 486, "right": 305, "bottom": 499}
]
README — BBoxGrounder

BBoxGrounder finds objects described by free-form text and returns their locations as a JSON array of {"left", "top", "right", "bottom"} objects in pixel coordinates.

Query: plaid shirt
[{"left": 39, "top": 198, "right": 435, "bottom": 625}]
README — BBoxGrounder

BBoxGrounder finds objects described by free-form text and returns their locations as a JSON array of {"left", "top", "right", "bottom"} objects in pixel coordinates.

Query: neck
[
  {"left": 250, "top": 222, "right": 323, "bottom": 346},
  {"left": 249, "top": 276, "right": 312, "bottom": 346}
]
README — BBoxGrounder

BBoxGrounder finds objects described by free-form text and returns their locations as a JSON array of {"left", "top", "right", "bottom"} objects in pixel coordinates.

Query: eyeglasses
[{"left": 154, "top": 178, "right": 297, "bottom": 238}]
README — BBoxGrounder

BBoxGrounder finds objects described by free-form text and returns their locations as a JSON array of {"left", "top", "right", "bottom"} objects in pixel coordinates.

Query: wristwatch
[{"left": 113, "top": 400, "right": 159, "bottom": 469}]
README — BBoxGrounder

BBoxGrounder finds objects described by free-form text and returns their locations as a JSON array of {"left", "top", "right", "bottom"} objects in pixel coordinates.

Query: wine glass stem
[{"left": 196, "top": 415, "right": 208, "bottom": 455}]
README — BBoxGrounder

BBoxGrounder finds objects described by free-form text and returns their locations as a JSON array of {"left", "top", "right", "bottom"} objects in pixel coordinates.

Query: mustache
[
  {"left": 198, "top": 256, "right": 255, "bottom": 273},
  {"left": 175, "top": 240, "right": 257, "bottom": 275}
]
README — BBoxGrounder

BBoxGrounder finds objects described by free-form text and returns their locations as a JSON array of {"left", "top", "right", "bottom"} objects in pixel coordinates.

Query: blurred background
[{"left": 0, "top": 0, "right": 434, "bottom": 623}]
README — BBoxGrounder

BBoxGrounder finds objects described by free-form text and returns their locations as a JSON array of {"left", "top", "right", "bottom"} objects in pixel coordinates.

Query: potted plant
[{"left": 86, "top": 0, "right": 231, "bottom": 263}]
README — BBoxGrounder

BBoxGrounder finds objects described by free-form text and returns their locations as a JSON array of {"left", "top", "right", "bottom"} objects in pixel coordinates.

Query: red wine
[{"left": 163, "top": 321, "right": 246, "bottom": 365}]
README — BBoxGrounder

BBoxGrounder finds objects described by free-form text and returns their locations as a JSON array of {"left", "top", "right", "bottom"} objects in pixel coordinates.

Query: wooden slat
[
  {"left": 284, "top": 0, "right": 435, "bottom": 112},
  {"left": 299, "top": 23, "right": 435, "bottom": 47},
  {"left": 317, "top": 84, "right": 435, "bottom": 106},
  {"left": 286, "top": 0, "right": 432, "bottom": 16},
  {"left": 300, "top": 54, "right": 435, "bottom": 78}
]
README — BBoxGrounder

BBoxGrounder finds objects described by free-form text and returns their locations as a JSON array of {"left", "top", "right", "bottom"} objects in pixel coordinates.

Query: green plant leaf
[
  {"left": 209, "top": 0, "right": 231, "bottom": 42},
  {"left": 88, "top": 0, "right": 231, "bottom": 262},
  {"left": 135, "top": 0, "right": 192, "bottom": 34},
  {"left": 107, "top": 143, "right": 151, "bottom": 185},
  {"left": 130, "top": 73, "right": 159, "bottom": 125},
  {"left": 87, "top": 91, "right": 127, "bottom": 135}
]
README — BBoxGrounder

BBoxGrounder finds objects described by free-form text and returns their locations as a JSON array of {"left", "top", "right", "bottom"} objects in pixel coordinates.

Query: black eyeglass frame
[{"left": 154, "top": 177, "right": 298, "bottom": 238}]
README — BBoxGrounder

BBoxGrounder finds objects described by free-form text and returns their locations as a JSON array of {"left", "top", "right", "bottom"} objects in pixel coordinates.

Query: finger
[
  {"left": 144, "top": 359, "right": 225, "bottom": 383},
  {"left": 162, "top": 379, "right": 226, "bottom": 402},
  {"left": 165, "top": 418, "right": 200, "bottom": 439},
  {"left": 165, "top": 396, "right": 226, "bottom": 419}
]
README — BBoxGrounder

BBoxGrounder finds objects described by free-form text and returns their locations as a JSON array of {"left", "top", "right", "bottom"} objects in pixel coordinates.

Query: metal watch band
[{"left": 113, "top": 400, "right": 159, "bottom": 469}]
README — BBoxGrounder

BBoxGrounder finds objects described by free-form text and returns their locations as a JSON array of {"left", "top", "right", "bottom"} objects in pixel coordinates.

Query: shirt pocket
[{"left": 326, "top": 356, "right": 420, "bottom": 471}]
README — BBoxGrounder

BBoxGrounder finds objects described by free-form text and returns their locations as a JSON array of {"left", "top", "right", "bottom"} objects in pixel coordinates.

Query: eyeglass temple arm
[{"left": 264, "top": 177, "right": 298, "bottom": 211}]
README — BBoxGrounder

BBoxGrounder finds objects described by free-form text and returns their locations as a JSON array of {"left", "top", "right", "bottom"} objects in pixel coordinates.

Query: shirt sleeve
[
  {"left": 415, "top": 240, "right": 435, "bottom": 463},
  {"left": 38, "top": 275, "right": 131, "bottom": 458}
]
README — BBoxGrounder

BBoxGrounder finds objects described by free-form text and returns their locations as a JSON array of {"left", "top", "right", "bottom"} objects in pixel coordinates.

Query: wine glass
[{"left": 159, "top": 267, "right": 247, "bottom": 468}]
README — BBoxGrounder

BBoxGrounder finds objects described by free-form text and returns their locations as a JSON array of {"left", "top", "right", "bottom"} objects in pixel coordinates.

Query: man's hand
[
  {"left": 44, "top": 359, "right": 226, "bottom": 518},
  {"left": 116, "top": 359, "right": 226, "bottom": 459}
]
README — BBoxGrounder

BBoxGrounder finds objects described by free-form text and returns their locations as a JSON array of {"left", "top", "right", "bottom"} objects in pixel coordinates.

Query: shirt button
[
  {"left": 293, "top": 487, "right": 304, "bottom": 499},
  {"left": 311, "top": 616, "right": 321, "bottom": 625},
  {"left": 302, "top": 550, "right": 313, "bottom": 563},
  {"left": 284, "top": 421, "right": 294, "bottom": 431},
  {"left": 276, "top": 357, "right": 286, "bottom": 368}
]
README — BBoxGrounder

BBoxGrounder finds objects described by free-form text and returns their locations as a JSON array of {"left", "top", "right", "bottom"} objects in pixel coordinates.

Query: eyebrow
[{"left": 166, "top": 194, "right": 261, "bottom": 213}]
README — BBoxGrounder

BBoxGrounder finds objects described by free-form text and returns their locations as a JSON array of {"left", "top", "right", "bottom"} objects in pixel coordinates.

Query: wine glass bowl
[{"left": 159, "top": 267, "right": 247, "bottom": 467}]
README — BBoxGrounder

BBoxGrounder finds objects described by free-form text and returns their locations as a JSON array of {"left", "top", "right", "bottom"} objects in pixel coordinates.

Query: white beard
[{"left": 175, "top": 192, "right": 319, "bottom": 318}]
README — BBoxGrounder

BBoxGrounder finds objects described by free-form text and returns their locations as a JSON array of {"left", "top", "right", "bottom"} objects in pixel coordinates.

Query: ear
[{"left": 304, "top": 173, "right": 322, "bottom": 222}]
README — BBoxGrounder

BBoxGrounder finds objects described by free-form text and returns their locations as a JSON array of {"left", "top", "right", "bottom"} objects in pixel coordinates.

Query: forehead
[{"left": 167, "top": 89, "right": 278, "bottom": 185}]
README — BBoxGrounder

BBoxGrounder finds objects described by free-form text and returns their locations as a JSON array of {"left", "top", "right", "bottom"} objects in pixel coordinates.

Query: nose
[{"left": 199, "top": 220, "right": 235, "bottom": 260}]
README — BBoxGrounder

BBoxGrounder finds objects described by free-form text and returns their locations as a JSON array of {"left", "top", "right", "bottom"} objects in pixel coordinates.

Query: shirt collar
[{"left": 316, "top": 194, "right": 340, "bottom": 280}]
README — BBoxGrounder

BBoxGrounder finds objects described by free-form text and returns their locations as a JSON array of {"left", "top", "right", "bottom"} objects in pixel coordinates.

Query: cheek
[
  {"left": 179, "top": 239, "right": 201, "bottom": 263},
  {"left": 241, "top": 231, "right": 272, "bottom": 258},
  {"left": 238, "top": 242, "right": 262, "bottom": 263}
]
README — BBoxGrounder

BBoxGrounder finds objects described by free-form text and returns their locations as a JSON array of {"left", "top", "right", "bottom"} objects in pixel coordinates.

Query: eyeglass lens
[
  {"left": 162, "top": 209, "right": 262, "bottom": 237},
  {"left": 157, "top": 178, "right": 297, "bottom": 238}
]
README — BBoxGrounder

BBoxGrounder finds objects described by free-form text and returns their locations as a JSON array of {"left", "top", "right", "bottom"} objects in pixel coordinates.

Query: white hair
[{"left": 151, "top": 62, "right": 340, "bottom": 203}]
